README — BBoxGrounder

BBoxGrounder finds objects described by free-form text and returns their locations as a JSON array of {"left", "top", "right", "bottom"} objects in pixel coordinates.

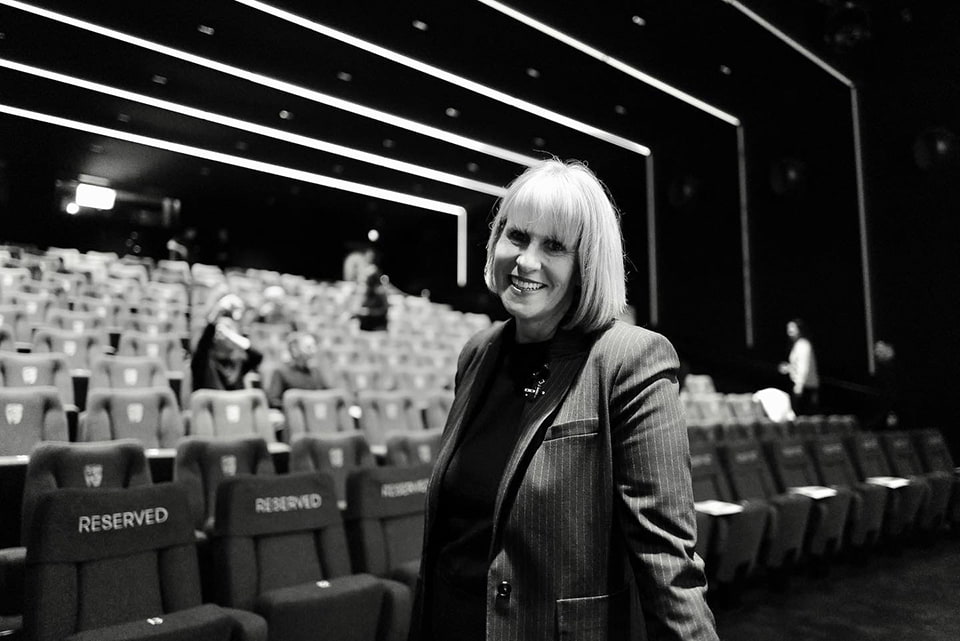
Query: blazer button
[{"left": 496, "top": 581, "right": 512, "bottom": 599}]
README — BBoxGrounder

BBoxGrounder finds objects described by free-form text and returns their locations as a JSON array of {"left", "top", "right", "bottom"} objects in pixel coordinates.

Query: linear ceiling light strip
[
  {"left": 0, "top": 0, "right": 538, "bottom": 167},
  {"left": 0, "top": 102, "right": 469, "bottom": 286},
  {"left": 476, "top": 0, "right": 741, "bottom": 127},
  {"left": 0, "top": 57, "right": 506, "bottom": 198},
  {"left": 721, "top": 0, "right": 872, "bottom": 372},
  {"left": 235, "top": 0, "right": 650, "bottom": 156}
]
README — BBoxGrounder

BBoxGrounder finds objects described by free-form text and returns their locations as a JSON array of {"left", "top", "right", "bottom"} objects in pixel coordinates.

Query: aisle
[{"left": 713, "top": 537, "right": 960, "bottom": 640}]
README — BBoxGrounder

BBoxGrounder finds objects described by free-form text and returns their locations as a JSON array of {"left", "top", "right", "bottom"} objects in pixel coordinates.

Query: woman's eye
[
  {"left": 506, "top": 229, "right": 528, "bottom": 244},
  {"left": 545, "top": 239, "right": 567, "bottom": 253}
]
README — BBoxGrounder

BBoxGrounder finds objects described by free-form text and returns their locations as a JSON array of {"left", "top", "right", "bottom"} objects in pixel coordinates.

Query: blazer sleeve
[{"left": 608, "top": 330, "right": 718, "bottom": 641}]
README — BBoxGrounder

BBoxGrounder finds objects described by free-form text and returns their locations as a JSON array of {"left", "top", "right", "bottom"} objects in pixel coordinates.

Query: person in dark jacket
[{"left": 191, "top": 293, "right": 262, "bottom": 391}]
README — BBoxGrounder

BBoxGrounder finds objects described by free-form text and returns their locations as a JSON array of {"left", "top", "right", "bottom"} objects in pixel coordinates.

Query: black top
[{"left": 429, "top": 331, "right": 551, "bottom": 641}]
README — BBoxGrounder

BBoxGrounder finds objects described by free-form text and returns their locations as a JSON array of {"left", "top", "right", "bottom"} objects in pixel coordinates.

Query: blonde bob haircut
[{"left": 484, "top": 159, "right": 626, "bottom": 333}]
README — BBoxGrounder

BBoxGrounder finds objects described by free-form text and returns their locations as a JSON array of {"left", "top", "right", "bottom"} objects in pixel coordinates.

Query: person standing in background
[{"left": 779, "top": 318, "right": 820, "bottom": 415}]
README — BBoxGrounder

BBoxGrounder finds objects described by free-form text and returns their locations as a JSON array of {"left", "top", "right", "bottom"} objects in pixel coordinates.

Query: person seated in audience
[
  {"left": 191, "top": 292, "right": 262, "bottom": 391},
  {"left": 255, "top": 284, "right": 294, "bottom": 326},
  {"left": 778, "top": 318, "right": 820, "bottom": 415},
  {"left": 266, "top": 332, "right": 333, "bottom": 407},
  {"left": 354, "top": 268, "right": 389, "bottom": 332}
]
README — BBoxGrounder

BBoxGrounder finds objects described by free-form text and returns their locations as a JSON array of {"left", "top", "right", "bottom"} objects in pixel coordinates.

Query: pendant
[{"left": 522, "top": 364, "right": 550, "bottom": 401}]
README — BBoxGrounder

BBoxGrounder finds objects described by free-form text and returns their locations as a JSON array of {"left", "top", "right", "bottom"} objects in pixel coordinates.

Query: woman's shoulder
[{"left": 593, "top": 320, "right": 678, "bottom": 358}]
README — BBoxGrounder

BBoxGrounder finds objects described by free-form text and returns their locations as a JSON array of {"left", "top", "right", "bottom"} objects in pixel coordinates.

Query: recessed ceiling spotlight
[
  {"left": 466, "top": 162, "right": 479, "bottom": 173},
  {"left": 526, "top": 67, "right": 541, "bottom": 79},
  {"left": 0, "top": 32, "right": 5, "bottom": 39},
  {"left": 445, "top": 107, "right": 460, "bottom": 118},
  {"left": 532, "top": 136, "right": 546, "bottom": 147},
  {"left": 151, "top": 74, "right": 167, "bottom": 85},
  {"left": 631, "top": 15, "right": 646, "bottom": 26},
  {"left": 382, "top": 138, "right": 395, "bottom": 149},
  {"left": 368, "top": 229, "right": 380, "bottom": 242},
  {"left": 279, "top": 109, "right": 293, "bottom": 120},
  {"left": 65, "top": 202, "right": 80, "bottom": 215},
  {"left": 412, "top": 20, "right": 428, "bottom": 31},
  {"left": 332, "top": 164, "right": 344, "bottom": 174},
  {"left": 719, "top": 64, "right": 732, "bottom": 75},
  {"left": 197, "top": 25, "right": 215, "bottom": 36},
  {"left": 336, "top": 71, "right": 352, "bottom": 82},
  {"left": 614, "top": 104, "right": 627, "bottom": 115},
  {"left": 117, "top": 113, "right": 130, "bottom": 123},
  {"left": 235, "top": 140, "right": 248, "bottom": 150}
]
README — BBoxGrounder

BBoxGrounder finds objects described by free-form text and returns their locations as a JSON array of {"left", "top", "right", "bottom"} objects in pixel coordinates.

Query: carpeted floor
[{"left": 713, "top": 537, "right": 960, "bottom": 640}]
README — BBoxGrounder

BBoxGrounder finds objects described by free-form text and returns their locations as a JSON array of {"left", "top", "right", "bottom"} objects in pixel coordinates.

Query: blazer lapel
[{"left": 488, "top": 341, "right": 591, "bottom": 556}]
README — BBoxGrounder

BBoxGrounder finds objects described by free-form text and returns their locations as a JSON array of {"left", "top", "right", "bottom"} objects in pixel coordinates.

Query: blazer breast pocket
[{"left": 543, "top": 418, "right": 599, "bottom": 442}]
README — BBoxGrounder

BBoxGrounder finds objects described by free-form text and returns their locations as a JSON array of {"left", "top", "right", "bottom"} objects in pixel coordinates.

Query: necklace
[{"left": 522, "top": 363, "right": 551, "bottom": 401}]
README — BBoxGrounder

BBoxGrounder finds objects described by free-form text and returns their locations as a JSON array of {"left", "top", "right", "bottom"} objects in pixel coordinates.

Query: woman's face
[
  {"left": 786, "top": 321, "right": 799, "bottom": 339},
  {"left": 493, "top": 207, "right": 577, "bottom": 342}
]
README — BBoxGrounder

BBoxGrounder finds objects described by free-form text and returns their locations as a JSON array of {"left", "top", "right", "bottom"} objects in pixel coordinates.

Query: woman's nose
[{"left": 516, "top": 246, "right": 541, "bottom": 271}]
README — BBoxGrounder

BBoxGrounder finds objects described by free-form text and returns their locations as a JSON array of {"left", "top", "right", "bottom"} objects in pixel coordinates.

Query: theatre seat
[
  {"left": 22, "top": 483, "right": 266, "bottom": 641},
  {"left": 807, "top": 435, "right": 887, "bottom": 548},
  {"left": 421, "top": 389, "right": 454, "bottom": 431},
  {"left": 209, "top": 473, "right": 411, "bottom": 641},
  {"left": 344, "top": 464, "right": 432, "bottom": 591},
  {"left": 0, "top": 439, "right": 151, "bottom": 621},
  {"left": 80, "top": 387, "right": 184, "bottom": 447},
  {"left": 0, "top": 304, "right": 29, "bottom": 345},
  {"left": 88, "top": 355, "right": 168, "bottom": 390},
  {"left": 357, "top": 391, "right": 423, "bottom": 451},
  {"left": 763, "top": 438, "right": 853, "bottom": 558},
  {"left": 0, "top": 386, "right": 68, "bottom": 456},
  {"left": 0, "top": 352, "right": 75, "bottom": 408},
  {"left": 880, "top": 431, "right": 952, "bottom": 532},
  {"left": 283, "top": 388, "right": 354, "bottom": 438},
  {"left": 32, "top": 327, "right": 109, "bottom": 372},
  {"left": 290, "top": 432, "right": 376, "bottom": 508},
  {"left": 846, "top": 432, "right": 928, "bottom": 537},
  {"left": 912, "top": 429, "right": 960, "bottom": 525},
  {"left": 117, "top": 331, "right": 186, "bottom": 372},
  {"left": 190, "top": 389, "right": 275, "bottom": 442},
  {"left": 688, "top": 441, "right": 767, "bottom": 584},
  {"left": 174, "top": 436, "right": 276, "bottom": 533},
  {"left": 719, "top": 439, "right": 813, "bottom": 570},
  {"left": 384, "top": 429, "right": 442, "bottom": 467},
  {"left": 46, "top": 309, "right": 106, "bottom": 334}
]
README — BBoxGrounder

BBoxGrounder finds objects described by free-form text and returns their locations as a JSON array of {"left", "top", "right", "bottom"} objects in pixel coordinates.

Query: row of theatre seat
[
  {"left": 690, "top": 427, "right": 960, "bottom": 586},
  {"left": 1, "top": 432, "right": 436, "bottom": 641},
  {"left": 0, "top": 385, "right": 452, "bottom": 456}
]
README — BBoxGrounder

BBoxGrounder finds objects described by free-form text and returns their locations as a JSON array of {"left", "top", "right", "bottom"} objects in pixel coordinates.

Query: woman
[
  {"left": 191, "top": 292, "right": 262, "bottom": 391},
  {"left": 778, "top": 318, "right": 820, "bottom": 415},
  {"left": 411, "top": 160, "right": 717, "bottom": 641}
]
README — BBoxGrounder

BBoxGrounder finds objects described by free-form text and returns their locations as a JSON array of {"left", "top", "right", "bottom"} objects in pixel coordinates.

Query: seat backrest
[
  {"left": 845, "top": 432, "right": 893, "bottom": 479},
  {"left": 10, "top": 291, "right": 54, "bottom": 325},
  {"left": 683, "top": 374, "right": 717, "bottom": 395},
  {"left": 89, "top": 355, "right": 168, "bottom": 390},
  {"left": 117, "top": 331, "right": 184, "bottom": 371},
  {"left": 71, "top": 296, "right": 124, "bottom": 327},
  {"left": 210, "top": 472, "right": 351, "bottom": 609},
  {"left": 384, "top": 428, "right": 442, "bottom": 467},
  {"left": 126, "top": 314, "right": 178, "bottom": 336},
  {"left": 689, "top": 441, "right": 736, "bottom": 502},
  {"left": 912, "top": 428, "right": 955, "bottom": 473},
  {"left": 189, "top": 388, "right": 274, "bottom": 441},
  {"left": 422, "top": 389, "right": 454, "bottom": 430},
  {"left": 763, "top": 438, "right": 820, "bottom": 491},
  {"left": 0, "top": 326, "right": 13, "bottom": 352},
  {"left": 0, "top": 304, "right": 30, "bottom": 343},
  {"left": 22, "top": 484, "right": 201, "bottom": 641},
  {"left": 174, "top": 436, "right": 276, "bottom": 531},
  {"left": 46, "top": 309, "right": 105, "bottom": 334},
  {"left": 21, "top": 439, "right": 151, "bottom": 543},
  {"left": 283, "top": 388, "right": 353, "bottom": 437},
  {"left": 290, "top": 432, "right": 375, "bottom": 505},
  {"left": 357, "top": 391, "right": 422, "bottom": 447},
  {"left": 0, "top": 351, "right": 74, "bottom": 406},
  {"left": 393, "top": 365, "right": 440, "bottom": 392},
  {"left": 81, "top": 387, "right": 184, "bottom": 447},
  {"left": 719, "top": 439, "right": 781, "bottom": 500},
  {"left": 32, "top": 328, "right": 107, "bottom": 371},
  {"left": 807, "top": 435, "right": 861, "bottom": 487},
  {"left": 696, "top": 393, "right": 736, "bottom": 426},
  {"left": 343, "top": 464, "right": 431, "bottom": 576},
  {"left": 823, "top": 414, "right": 859, "bottom": 436},
  {"left": 880, "top": 431, "right": 926, "bottom": 476},
  {"left": 792, "top": 415, "right": 825, "bottom": 437},
  {"left": 0, "top": 386, "right": 68, "bottom": 456},
  {"left": 341, "top": 365, "right": 383, "bottom": 394}
]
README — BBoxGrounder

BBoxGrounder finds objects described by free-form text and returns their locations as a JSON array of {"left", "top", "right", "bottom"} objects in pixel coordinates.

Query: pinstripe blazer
[{"left": 411, "top": 320, "right": 717, "bottom": 641}]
